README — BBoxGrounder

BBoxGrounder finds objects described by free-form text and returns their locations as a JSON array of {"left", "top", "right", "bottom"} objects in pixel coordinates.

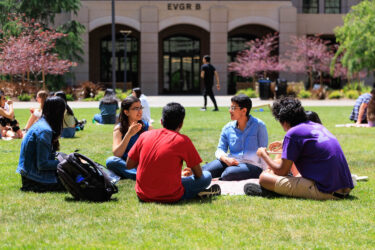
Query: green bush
[
  {"left": 116, "top": 88, "right": 132, "bottom": 100},
  {"left": 18, "top": 94, "right": 31, "bottom": 101},
  {"left": 94, "top": 91, "right": 105, "bottom": 101},
  {"left": 66, "top": 94, "right": 75, "bottom": 101},
  {"left": 328, "top": 90, "right": 343, "bottom": 99},
  {"left": 83, "top": 97, "right": 95, "bottom": 101},
  {"left": 235, "top": 88, "right": 258, "bottom": 98},
  {"left": 345, "top": 90, "right": 359, "bottom": 99},
  {"left": 298, "top": 90, "right": 312, "bottom": 99}
]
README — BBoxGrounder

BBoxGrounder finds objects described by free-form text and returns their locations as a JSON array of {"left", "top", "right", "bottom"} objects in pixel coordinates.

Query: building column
[
  {"left": 210, "top": 6, "right": 228, "bottom": 95},
  {"left": 72, "top": 6, "right": 89, "bottom": 85},
  {"left": 140, "top": 6, "right": 159, "bottom": 95},
  {"left": 279, "top": 6, "right": 298, "bottom": 82},
  {"left": 319, "top": 0, "right": 325, "bottom": 13}
]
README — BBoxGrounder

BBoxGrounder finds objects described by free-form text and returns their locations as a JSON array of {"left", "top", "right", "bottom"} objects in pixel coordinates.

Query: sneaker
[
  {"left": 198, "top": 184, "right": 221, "bottom": 198},
  {"left": 243, "top": 183, "right": 281, "bottom": 198},
  {"left": 212, "top": 108, "right": 219, "bottom": 112},
  {"left": 200, "top": 107, "right": 207, "bottom": 111}
]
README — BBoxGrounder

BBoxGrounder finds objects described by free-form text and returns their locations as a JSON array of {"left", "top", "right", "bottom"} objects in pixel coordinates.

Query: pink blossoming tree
[
  {"left": 0, "top": 15, "right": 77, "bottom": 89},
  {"left": 228, "top": 33, "right": 282, "bottom": 85}
]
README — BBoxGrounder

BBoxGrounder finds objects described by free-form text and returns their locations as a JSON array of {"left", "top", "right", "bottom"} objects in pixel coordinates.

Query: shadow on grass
[
  {"left": 251, "top": 194, "right": 359, "bottom": 201},
  {"left": 64, "top": 197, "right": 119, "bottom": 203},
  {"left": 137, "top": 196, "right": 219, "bottom": 206}
]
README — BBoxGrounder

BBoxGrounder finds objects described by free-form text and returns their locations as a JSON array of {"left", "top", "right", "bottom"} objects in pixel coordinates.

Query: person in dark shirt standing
[{"left": 201, "top": 55, "right": 220, "bottom": 111}]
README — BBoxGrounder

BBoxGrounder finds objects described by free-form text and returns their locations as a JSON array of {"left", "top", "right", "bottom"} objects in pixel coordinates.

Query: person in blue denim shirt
[
  {"left": 106, "top": 96, "right": 152, "bottom": 180},
  {"left": 93, "top": 89, "right": 119, "bottom": 124},
  {"left": 203, "top": 94, "right": 268, "bottom": 180},
  {"left": 16, "top": 97, "right": 66, "bottom": 192}
]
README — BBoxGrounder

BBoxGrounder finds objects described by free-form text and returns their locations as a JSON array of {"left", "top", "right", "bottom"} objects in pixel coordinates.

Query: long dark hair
[
  {"left": 367, "top": 95, "right": 375, "bottom": 122},
  {"left": 55, "top": 91, "right": 74, "bottom": 116},
  {"left": 42, "top": 97, "right": 66, "bottom": 151},
  {"left": 119, "top": 96, "right": 144, "bottom": 136},
  {"left": 101, "top": 88, "right": 118, "bottom": 104}
]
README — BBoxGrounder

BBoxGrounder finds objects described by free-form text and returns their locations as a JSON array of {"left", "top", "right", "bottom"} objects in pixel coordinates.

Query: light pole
[
  {"left": 120, "top": 30, "right": 132, "bottom": 92},
  {"left": 111, "top": 0, "right": 116, "bottom": 90}
]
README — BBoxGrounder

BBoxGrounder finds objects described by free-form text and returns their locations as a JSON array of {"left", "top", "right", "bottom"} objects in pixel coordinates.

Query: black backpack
[{"left": 57, "top": 152, "right": 119, "bottom": 202}]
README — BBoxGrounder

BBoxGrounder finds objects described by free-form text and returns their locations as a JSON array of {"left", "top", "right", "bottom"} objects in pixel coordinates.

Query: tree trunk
[
  {"left": 42, "top": 70, "right": 45, "bottom": 89},
  {"left": 309, "top": 69, "right": 313, "bottom": 90}
]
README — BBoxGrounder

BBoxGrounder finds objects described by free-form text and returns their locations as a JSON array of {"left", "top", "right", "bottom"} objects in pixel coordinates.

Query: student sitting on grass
[
  {"left": 366, "top": 93, "right": 375, "bottom": 127},
  {"left": 350, "top": 88, "right": 375, "bottom": 125},
  {"left": 269, "top": 110, "right": 323, "bottom": 177},
  {"left": 0, "top": 91, "right": 23, "bottom": 139},
  {"left": 55, "top": 91, "right": 76, "bottom": 138},
  {"left": 245, "top": 97, "right": 354, "bottom": 200},
  {"left": 126, "top": 102, "right": 221, "bottom": 203},
  {"left": 93, "top": 88, "right": 119, "bottom": 124},
  {"left": 132, "top": 87, "right": 152, "bottom": 124},
  {"left": 106, "top": 96, "right": 152, "bottom": 180},
  {"left": 23, "top": 90, "right": 49, "bottom": 133},
  {"left": 16, "top": 97, "right": 66, "bottom": 192},
  {"left": 202, "top": 94, "right": 268, "bottom": 181}
]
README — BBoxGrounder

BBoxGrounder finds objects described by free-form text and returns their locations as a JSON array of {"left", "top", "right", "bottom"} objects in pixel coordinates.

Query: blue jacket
[
  {"left": 16, "top": 118, "right": 59, "bottom": 184},
  {"left": 215, "top": 115, "right": 268, "bottom": 168}
]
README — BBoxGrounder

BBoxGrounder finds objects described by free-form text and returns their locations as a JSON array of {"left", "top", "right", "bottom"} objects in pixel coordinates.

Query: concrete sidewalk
[{"left": 13, "top": 95, "right": 356, "bottom": 109}]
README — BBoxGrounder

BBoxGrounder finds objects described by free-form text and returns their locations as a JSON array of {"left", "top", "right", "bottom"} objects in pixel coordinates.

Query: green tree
[{"left": 332, "top": 0, "right": 375, "bottom": 77}]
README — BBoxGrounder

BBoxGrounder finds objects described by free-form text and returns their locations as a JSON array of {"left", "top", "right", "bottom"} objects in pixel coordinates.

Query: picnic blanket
[{"left": 209, "top": 178, "right": 259, "bottom": 196}]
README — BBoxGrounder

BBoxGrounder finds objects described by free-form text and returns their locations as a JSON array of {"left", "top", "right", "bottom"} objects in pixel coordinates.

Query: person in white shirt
[{"left": 132, "top": 88, "right": 152, "bottom": 124}]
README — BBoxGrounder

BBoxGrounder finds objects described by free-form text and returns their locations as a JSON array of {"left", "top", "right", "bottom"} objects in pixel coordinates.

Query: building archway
[
  {"left": 159, "top": 24, "right": 209, "bottom": 94},
  {"left": 89, "top": 24, "right": 140, "bottom": 88},
  {"left": 228, "top": 24, "right": 277, "bottom": 94}
]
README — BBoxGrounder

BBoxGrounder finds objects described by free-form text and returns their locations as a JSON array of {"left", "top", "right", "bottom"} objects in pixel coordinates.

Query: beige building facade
[{"left": 62, "top": 0, "right": 361, "bottom": 95}]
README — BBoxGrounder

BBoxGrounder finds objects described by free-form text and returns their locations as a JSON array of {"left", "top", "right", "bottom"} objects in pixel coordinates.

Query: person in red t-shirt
[{"left": 127, "top": 102, "right": 221, "bottom": 203}]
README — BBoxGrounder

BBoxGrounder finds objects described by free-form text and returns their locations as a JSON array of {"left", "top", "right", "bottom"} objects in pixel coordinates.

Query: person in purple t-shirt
[{"left": 245, "top": 97, "right": 354, "bottom": 200}]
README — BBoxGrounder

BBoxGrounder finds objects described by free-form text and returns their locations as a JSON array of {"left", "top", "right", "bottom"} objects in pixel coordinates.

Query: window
[
  {"left": 325, "top": 0, "right": 341, "bottom": 13},
  {"left": 100, "top": 34, "right": 138, "bottom": 84},
  {"left": 303, "top": 0, "right": 319, "bottom": 13}
]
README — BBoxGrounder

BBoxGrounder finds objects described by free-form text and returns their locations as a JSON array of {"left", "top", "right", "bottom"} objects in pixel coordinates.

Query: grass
[{"left": 1, "top": 106, "right": 374, "bottom": 248}]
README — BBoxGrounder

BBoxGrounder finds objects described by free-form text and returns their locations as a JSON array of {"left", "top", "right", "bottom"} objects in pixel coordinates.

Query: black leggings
[
  {"left": 20, "top": 176, "right": 66, "bottom": 193},
  {"left": 203, "top": 87, "right": 218, "bottom": 109}
]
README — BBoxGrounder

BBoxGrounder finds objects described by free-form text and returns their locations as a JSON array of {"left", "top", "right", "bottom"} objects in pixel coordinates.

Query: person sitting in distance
[
  {"left": 55, "top": 91, "right": 76, "bottom": 138},
  {"left": 93, "top": 88, "right": 119, "bottom": 124},
  {"left": 245, "top": 97, "right": 354, "bottom": 200},
  {"left": 202, "top": 94, "right": 268, "bottom": 180},
  {"left": 349, "top": 88, "right": 375, "bottom": 125},
  {"left": 132, "top": 87, "right": 152, "bottom": 124}
]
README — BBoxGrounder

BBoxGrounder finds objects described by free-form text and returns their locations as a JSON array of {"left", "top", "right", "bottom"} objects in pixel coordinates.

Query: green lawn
[{"left": 1, "top": 106, "right": 374, "bottom": 248}]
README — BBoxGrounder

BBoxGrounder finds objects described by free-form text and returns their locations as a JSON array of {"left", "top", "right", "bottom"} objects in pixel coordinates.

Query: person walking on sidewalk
[{"left": 201, "top": 55, "right": 220, "bottom": 111}]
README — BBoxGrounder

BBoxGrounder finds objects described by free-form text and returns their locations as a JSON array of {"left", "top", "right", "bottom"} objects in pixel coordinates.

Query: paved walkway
[{"left": 13, "top": 95, "right": 356, "bottom": 109}]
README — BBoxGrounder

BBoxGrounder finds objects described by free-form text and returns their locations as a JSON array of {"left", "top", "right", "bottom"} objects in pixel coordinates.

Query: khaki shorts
[{"left": 274, "top": 176, "right": 341, "bottom": 200}]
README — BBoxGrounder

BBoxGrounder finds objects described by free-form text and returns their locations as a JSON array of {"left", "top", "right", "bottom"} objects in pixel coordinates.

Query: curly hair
[{"left": 272, "top": 97, "right": 307, "bottom": 127}]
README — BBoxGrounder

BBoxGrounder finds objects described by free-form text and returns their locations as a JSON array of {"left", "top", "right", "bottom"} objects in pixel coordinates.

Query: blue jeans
[
  {"left": 180, "top": 171, "right": 212, "bottom": 200},
  {"left": 61, "top": 127, "right": 76, "bottom": 138},
  {"left": 202, "top": 159, "right": 262, "bottom": 181},
  {"left": 106, "top": 156, "right": 136, "bottom": 180},
  {"left": 94, "top": 114, "right": 116, "bottom": 124}
]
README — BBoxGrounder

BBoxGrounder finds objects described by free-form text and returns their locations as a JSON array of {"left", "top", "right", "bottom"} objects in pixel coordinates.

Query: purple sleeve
[{"left": 281, "top": 136, "right": 301, "bottom": 162}]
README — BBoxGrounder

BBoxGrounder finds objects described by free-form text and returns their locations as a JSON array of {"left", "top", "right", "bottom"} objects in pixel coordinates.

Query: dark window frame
[
  {"left": 325, "top": 0, "right": 341, "bottom": 14},
  {"left": 302, "top": 0, "right": 319, "bottom": 13}
]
